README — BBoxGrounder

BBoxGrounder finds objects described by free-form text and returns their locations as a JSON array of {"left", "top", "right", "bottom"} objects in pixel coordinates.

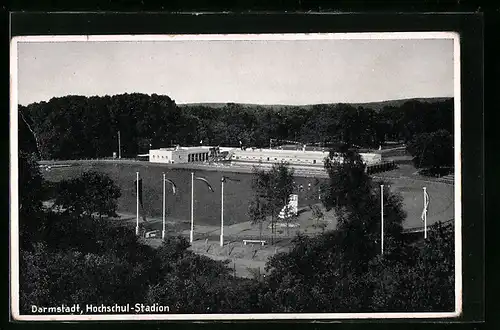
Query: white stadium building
[
  {"left": 148, "top": 145, "right": 382, "bottom": 170},
  {"left": 230, "top": 147, "right": 381, "bottom": 169}
]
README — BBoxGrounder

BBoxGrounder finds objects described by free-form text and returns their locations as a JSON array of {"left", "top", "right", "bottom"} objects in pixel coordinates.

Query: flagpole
[
  {"left": 136, "top": 171, "right": 139, "bottom": 236},
  {"left": 424, "top": 187, "right": 427, "bottom": 239},
  {"left": 381, "top": 184, "right": 384, "bottom": 255},
  {"left": 190, "top": 172, "right": 194, "bottom": 243},
  {"left": 220, "top": 177, "right": 224, "bottom": 247},
  {"left": 162, "top": 172, "right": 166, "bottom": 240}
]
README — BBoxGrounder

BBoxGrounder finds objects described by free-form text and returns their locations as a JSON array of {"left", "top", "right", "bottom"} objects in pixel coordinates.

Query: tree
[
  {"left": 406, "top": 129, "right": 454, "bottom": 171},
  {"left": 154, "top": 235, "right": 192, "bottom": 273},
  {"left": 19, "top": 210, "right": 159, "bottom": 313},
  {"left": 263, "top": 231, "right": 360, "bottom": 312},
  {"left": 250, "top": 163, "right": 295, "bottom": 244},
  {"left": 310, "top": 204, "right": 326, "bottom": 232},
  {"left": 321, "top": 150, "right": 406, "bottom": 268},
  {"left": 19, "top": 151, "right": 44, "bottom": 215},
  {"left": 321, "top": 149, "right": 372, "bottom": 212},
  {"left": 19, "top": 151, "right": 46, "bottom": 251},
  {"left": 248, "top": 196, "right": 268, "bottom": 240},
  {"left": 262, "top": 219, "right": 452, "bottom": 313},
  {"left": 368, "top": 221, "right": 454, "bottom": 312},
  {"left": 19, "top": 242, "right": 52, "bottom": 312},
  {"left": 333, "top": 183, "right": 406, "bottom": 269},
  {"left": 54, "top": 171, "right": 121, "bottom": 219},
  {"left": 19, "top": 108, "right": 41, "bottom": 156},
  {"left": 19, "top": 241, "right": 154, "bottom": 313}
]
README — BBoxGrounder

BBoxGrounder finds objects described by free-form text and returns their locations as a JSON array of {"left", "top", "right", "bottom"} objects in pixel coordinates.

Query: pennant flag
[
  {"left": 421, "top": 189, "right": 430, "bottom": 221},
  {"left": 195, "top": 177, "right": 215, "bottom": 192},
  {"left": 134, "top": 178, "right": 147, "bottom": 222},
  {"left": 164, "top": 178, "right": 177, "bottom": 194}
]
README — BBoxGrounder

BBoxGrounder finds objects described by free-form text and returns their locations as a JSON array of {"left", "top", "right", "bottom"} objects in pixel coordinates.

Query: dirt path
[{"left": 143, "top": 237, "right": 282, "bottom": 278}]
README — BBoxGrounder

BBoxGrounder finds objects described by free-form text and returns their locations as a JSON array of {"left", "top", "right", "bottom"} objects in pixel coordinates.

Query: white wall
[
  {"left": 231, "top": 148, "right": 328, "bottom": 166},
  {"left": 149, "top": 149, "right": 175, "bottom": 163},
  {"left": 230, "top": 149, "right": 382, "bottom": 167},
  {"left": 149, "top": 147, "right": 212, "bottom": 164}
]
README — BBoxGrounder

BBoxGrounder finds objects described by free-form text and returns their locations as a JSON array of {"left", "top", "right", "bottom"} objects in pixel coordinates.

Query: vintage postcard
[{"left": 10, "top": 32, "right": 461, "bottom": 320}]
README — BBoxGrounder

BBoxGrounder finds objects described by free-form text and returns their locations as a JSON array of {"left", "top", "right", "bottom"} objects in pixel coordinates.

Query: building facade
[
  {"left": 148, "top": 145, "right": 382, "bottom": 168},
  {"left": 229, "top": 148, "right": 381, "bottom": 168},
  {"left": 149, "top": 146, "right": 211, "bottom": 164}
]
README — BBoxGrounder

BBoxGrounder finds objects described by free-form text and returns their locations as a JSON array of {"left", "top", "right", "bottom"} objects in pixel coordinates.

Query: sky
[{"left": 16, "top": 36, "right": 455, "bottom": 106}]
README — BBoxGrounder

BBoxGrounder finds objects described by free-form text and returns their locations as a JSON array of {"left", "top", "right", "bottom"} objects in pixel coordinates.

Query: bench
[{"left": 243, "top": 239, "right": 266, "bottom": 246}]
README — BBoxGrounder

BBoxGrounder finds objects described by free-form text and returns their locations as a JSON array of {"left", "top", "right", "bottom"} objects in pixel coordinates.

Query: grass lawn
[
  {"left": 42, "top": 162, "right": 324, "bottom": 227},
  {"left": 42, "top": 161, "right": 454, "bottom": 230}
]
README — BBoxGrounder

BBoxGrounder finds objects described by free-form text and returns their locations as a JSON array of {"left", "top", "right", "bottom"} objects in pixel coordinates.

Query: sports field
[
  {"left": 42, "top": 162, "right": 323, "bottom": 227},
  {"left": 41, "top": 161, "right": 454, "bottom": 278},
  {"left": 42, "top": 162, "right": 454, "bottom": 231}
]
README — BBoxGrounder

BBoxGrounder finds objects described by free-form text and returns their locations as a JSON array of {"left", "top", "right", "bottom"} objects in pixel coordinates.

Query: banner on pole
[
  {"left": 421, "top": 189, "right": 430, "bottom": 221},
  {"left": 195, "top": 177, "right": 215, "bottom": 192},
  {"left": 164, "top": 178, "right": 177, "bottom": 194},
  {"left": 134, "top": 178, "right": 147, "bottom": 222}
]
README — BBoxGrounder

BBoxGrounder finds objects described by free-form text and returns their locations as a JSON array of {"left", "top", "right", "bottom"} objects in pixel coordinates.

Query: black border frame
[{"left": 7, "top": 12, "right": 484, "bottom": 326}]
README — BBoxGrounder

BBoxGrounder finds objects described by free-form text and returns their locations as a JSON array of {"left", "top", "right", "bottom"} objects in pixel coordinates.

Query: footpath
[{"left": 146, "top": 237, "right": 271, "bottom": 279}]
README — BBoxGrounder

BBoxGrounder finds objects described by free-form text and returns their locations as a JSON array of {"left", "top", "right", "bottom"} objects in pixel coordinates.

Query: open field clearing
[
  {"left": 42, "top": 162, "right": 324, "bottom": 227},
  {"left": 42, "top": 161, "right": 454, "bottom": 230},
  {"left": 41, "top": 161, "right": 454, "bottom": 278}
]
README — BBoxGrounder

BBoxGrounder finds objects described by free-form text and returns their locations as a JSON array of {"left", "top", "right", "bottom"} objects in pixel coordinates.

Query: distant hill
[
  {"left": 177, "top": 97, "right": 453, "bottom": 112},
  {"left": 348, "top": 97, "right": 453, "bottom": 111}
]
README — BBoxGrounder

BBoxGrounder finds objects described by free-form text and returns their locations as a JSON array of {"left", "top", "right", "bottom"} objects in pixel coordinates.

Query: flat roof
[
  {"left": 234, "top": 148, "right": 328, "bottom": 155},
  {"left": 152, "top": 146, "right": 212, "bottom": 151}
]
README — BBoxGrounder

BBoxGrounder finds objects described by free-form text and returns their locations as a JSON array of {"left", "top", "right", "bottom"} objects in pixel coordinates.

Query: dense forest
[{"left": 19, "top": 93, "right": 454, "bottom": 160}]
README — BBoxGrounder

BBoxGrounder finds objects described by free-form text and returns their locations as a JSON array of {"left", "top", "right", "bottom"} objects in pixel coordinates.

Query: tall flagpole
[
  {"left": 190, "top": 172, "right": 194, "bottom": 243},
  {"left": 136, "top": 171, "right": 139, "bottom": 236},
  {"left": 220, "top": 177, "right": 224, "bottom": 247},
  {"left": 380, "top": 184, "right": 384, "bottom": 255},
  {"left": 162, "top": 172, "right": 166, "bottom": 240},
  {"left": 423, "top": 187, "right": 427, "bottom": 239}
]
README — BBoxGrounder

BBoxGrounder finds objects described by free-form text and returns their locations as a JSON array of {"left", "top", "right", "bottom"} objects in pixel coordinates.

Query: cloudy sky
[{"left": 16, "top": 36, "right": 455, "bottom": 106}]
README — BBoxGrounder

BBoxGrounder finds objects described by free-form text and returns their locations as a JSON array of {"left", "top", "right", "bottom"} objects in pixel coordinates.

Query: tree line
[
  {"left": 19, "top": 145, "right": 455, "bottom": 314},
  {"left": 407, "top": 129, "right": 454, "bottom": 173},
  {"left": 19, "top": 93, "right": 454, "bottom": 160}
]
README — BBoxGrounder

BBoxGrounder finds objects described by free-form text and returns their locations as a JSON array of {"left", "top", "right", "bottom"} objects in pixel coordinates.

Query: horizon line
[
  {"left": 177, "top": 96, "right": 454, "bottom": 106},
  {"left": 18, "top": 94, "right": 454, "bottom": 108}
]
